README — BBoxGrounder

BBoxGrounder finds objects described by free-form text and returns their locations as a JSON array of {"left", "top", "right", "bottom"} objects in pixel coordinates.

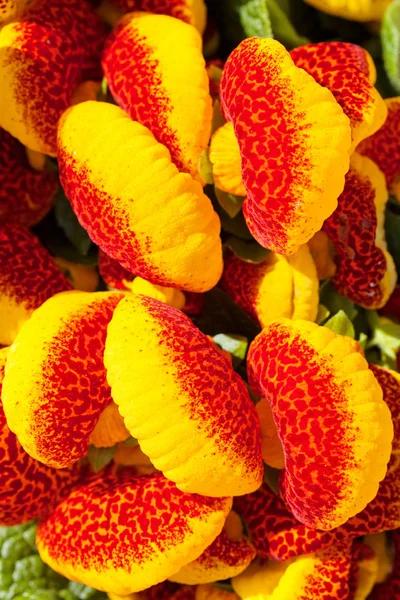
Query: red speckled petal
[
  {"left": 36, "top": 470, "right": 232, "bottom": 594},
  {"left": 170, "top": 513, "right": 256, "bottom": 584},
  {"left": 232, "top": 542, "right": 352, "bottom": 600},
  {"left": 0, "top": 224, "right": 72, "bottom": 346},
  {"left": 102, "top": 12, "right": 212, "bottom": 177},
  {"left": 0, "top": 0, "right": 107, "bottom": 154},
  {"left": 108, "top": 0, "right": 206, "bottom": 32},
  {"left": 98, "top": 249, "right": 135, "bottom": 291},
  {"left": 247, "top": 319, "right": 393, "bottom": 530},
  {"left": 358, "top": 97, "right": 400, "bottom": 200},
  {"left": 220, "top": 37, "right": 351, "bottom": 255},
  {"left": 2, "top": 291, "right": 123, "bottom": 468},
  {"left": 233, "top": 484, "right": 341, "bottom": 562},
  {"left": 105, "top": 295, "right": 263, "bottom": 497},
  {"left": 0, "top": 128, "right": 58, "bottom": 226},
  {"left": 0, "top": 348, "right": 79, "bottom": 526},
  {"left": 324, "top": 153, "right": 396, "bottom": 309},
  {"left": 57, "top": 101, "right": 222, "bottom": 292},
  {"left": 290, "top": 42, "right": 387, "bottom": 149}
]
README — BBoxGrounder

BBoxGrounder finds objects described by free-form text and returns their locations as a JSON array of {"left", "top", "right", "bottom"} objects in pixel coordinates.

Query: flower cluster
[{"left": 1, "top": 0, "right": 400, "bottom": 599}]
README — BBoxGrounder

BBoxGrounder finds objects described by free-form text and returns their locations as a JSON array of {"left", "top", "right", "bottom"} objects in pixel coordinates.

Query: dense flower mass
[{"left": 2, "top": 1, "right": 400, "bottom": 598}]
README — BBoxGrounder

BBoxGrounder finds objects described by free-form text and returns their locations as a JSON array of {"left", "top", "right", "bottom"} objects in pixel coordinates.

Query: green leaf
[
  {"left": 213, "top": 334, "right": 249, "bottom": 367},
  {"left": 122, "top": 436, "right": 139, "bottom": 447},
  {"left": 87, "top": 445, "right": 117, "bottom": 474},
  {"left": 366, "top": 311, "right": 400, "bottom": 370},
  {"left": 220, "top": 210, "right": 254, "bottom": 240},
  {"left": 198, "top": 150, "right": 214, "bottom": 185},
  {"left": 324, "top": 310, "right": 355, "bottom": 339},
  {"left": 358, "top": 332, "right": 368, "bottom": 350},
  {"left": 320, "top": 282, "right": 358, "bottom": 322},
  {"left": 214, "top": 186, "right": 244, "bottom": 218},
  {"left": 263, "top": 464, "right": 280, "bottom": 495},
  {"left": 316, "top": 304, "right": 330, "bottom": 325},
  {"left": 237, "top": 0, "right": 272, "bottom": 37},
  {"left": 224, "top": 236, "right": 270, "bottom": 263},
  {"left": 194, "top": 288, "right": 261, "bottom": 341},
  {"left": 382, "top": 0, "right": 400, "bottom": 94},
  {"left": 206, "top": 0, "right": 272, "bottom": 50},
  {"left": 54, "top": 190, "right": 92, "bottom": 256},
  {"left": 385, "top": 199, "right": 400, "bottom": 276},
  {"left": 266, "top": 0, "right": 309, "bottom": 49}
]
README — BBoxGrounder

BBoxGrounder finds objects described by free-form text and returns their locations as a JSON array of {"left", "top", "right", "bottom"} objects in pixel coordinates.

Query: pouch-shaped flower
[
  {"left": 58, "top": 101, "right": 222, "bottom": 292},
  {"left": 36, "top": 470, "right": 232, "bottom": 594},
  {"left": 102, "top": 12, "right": 212, "bottom": 177},
  {"left": 169, "top": 511, "right": 256, "bottom": 584},
  {"left": 232, "top": 542, "right": 352, "bottom": 600},
  {"left": 2, "top": 291, "right": 123, "bottom": 468},
  {"left": 0, "top": 225, "right": 71, "bottom": 346},
  {"left": 0, "top": 0, "right": 107, "bottom": 154},
  {"left": 219, "top": 37, "right": 351, "bottom": 255},
  {"left": 323, "top": 153, "right": 396, "bottom": 309},
  {"left": 221, "top": 245, "right": 319, "bottom": 329},
  {"left": 0, "top": 128, "right": 58, "bottom": 227},
  {"left": 0, "top": 348, "right": 79, "bottom": 526},
  {"left": 247, "top": 319, "right": 393, "bottom": 530},
  {"left": 358, "top": 97, "right": 400, "bottom": 201},
  {"left": 290, "top": 42, "right": 387, "bottom": 150},
  {"left": 104, "top": 295, "right": 264, "bottom": 497}
]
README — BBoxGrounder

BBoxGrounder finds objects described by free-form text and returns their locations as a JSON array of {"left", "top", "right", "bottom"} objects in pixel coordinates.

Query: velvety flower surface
[
  {"left": 36, "top": 470, "right": 232, "bottom": 594},
  {"left": 2, "top": 291, "right": 123, "bottom": 468},
  {"left": 104, "top": 295, "right": 264, "bottom": 497},
  {"left": 247, "top": 319, "right": 393, "bottom": 530},
  {"left": 58, "top": 101, "right": 222, "bottom": 292},
  {"left": 220, "top": 37, "right": 351, "bottom": 255}
]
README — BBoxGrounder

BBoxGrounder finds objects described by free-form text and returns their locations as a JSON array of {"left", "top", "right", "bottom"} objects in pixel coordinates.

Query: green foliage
[
  {"left": 320, "top": 282, "right": 358, "bottom": 322},
  {"left": 224, "top": 236, "right": 270, "bottom": 263},
  {"left": 87, "top": 445, "right": 117, "bottom": 473},
  {"left": 366, "top": 311, "right": 400, "bottom": 370},
  {"left": 385, "top": 199, "right": 400, "bottom": 276},
  {"left": 323, "top": 310, "right": 356, "bottom": 339},
  {"left": 198, "top": 150, "right": 214, "bottom": 185},
  {"left": 194, "top": 288, "right": 261, "bottom": 341},
  {"left": 266, "top": 0, "right": 309, "bottom": 48},
  {"left": 381, "top": 0, "right": 400, "bottom": 93},
  {"left": 0, "top": 523, "right": 107, "bottom": 599},
  {"left": 54, "top": 190, "right": 92, "bottom": 257},
  {"left": 213, "top": 333, "right": 249, "bottom": 369},
  {"left": 214, "top": 186, "right": 244, "bottom": 218}
]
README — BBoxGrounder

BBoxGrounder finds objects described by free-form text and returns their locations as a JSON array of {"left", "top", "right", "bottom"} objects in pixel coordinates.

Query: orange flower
[
  {"left": 0, "top": 348, "right": 79, "bottom": 525},
  {"left": 0, "top": 0, "right": 107, "bottom": 154},
  {"left": 221, "top": 245, "right": 319, "bottom": 329},
  {"left": 2, "top": 291, "right": 123, "bottom": 468},
  {"left": 323, "top": 153, "right": 396, "bottom": 309},
  {"left": 0, "top": 0, "right": 29, "bottom": 26},
  {"left": 104, "top": 295, "right": 263, "bottom": 497},
  {"left": 0, "top": 225, "right": 71, "bottom": 346},
  {"left": 247, "top": 319, "right": 393, "bottom": 530},
  {"left": 219, "top": 37, "right": 351, "bottom": 255},
  {"left": 58, "top": 102, "right": 222, "bottom": 292},
  {"left": 36, "top": 469, "right": 232, "bottom": 594},
  {"left": 358, "top": 97, "right": 400, "bottom": 201},
  {"left": 0, "top": 128, "right": 58, "bottom": 227},
  {"left": 102, "top": 12, "right": 212, "bottom": 177},
  {"left": 290, "top": 42, "right": 387, "bottom": 150}
]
